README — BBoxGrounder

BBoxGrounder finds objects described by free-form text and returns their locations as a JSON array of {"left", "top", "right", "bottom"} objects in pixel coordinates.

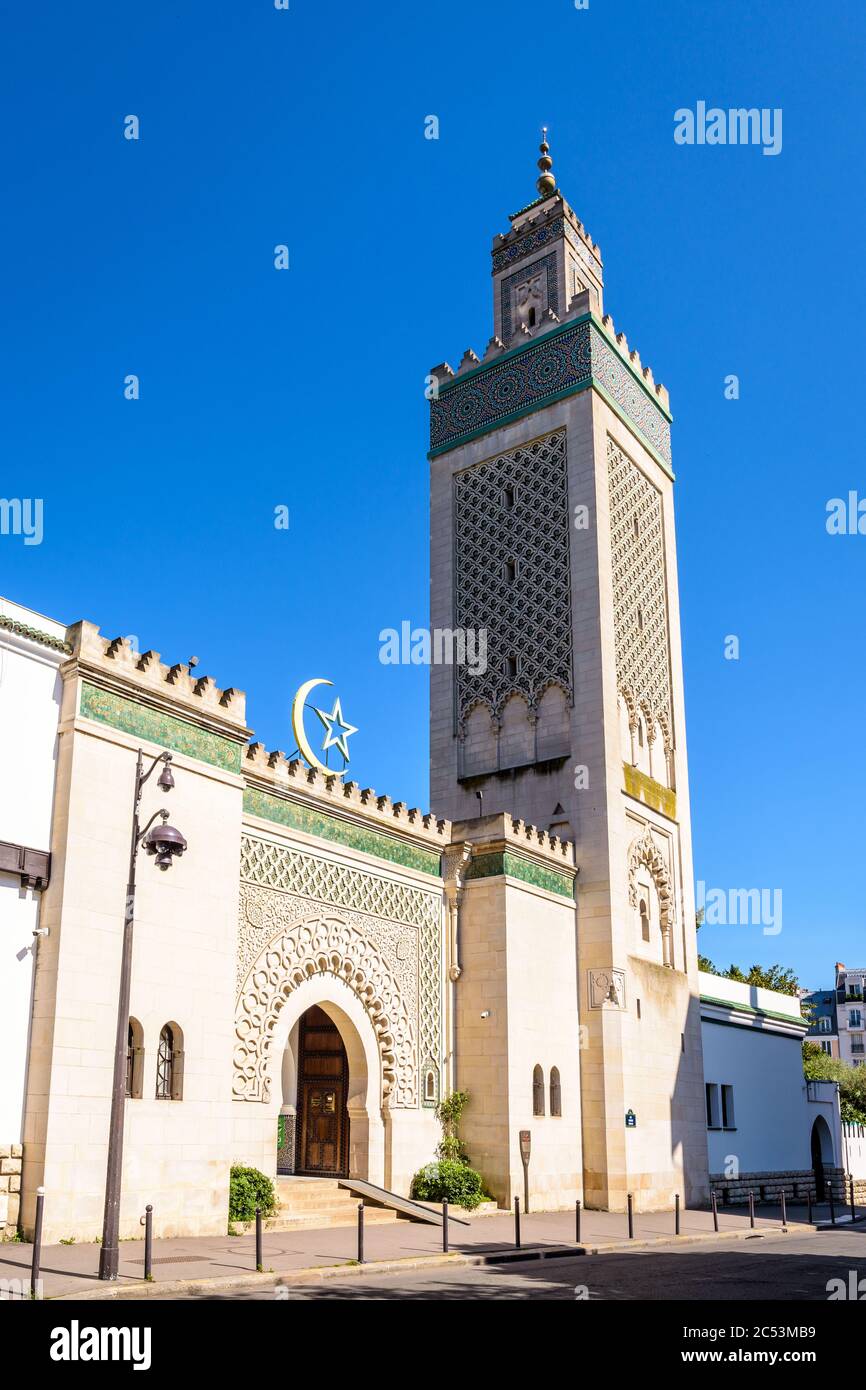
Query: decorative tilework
[
  {"left": 243, "top": 787, "right": 441, "bottom": 877},
  {"left": 592, "top": 334, "right": 672, "bottom": 465},
  {"left": 499, "top": 253, "right": 558, "bottom": 343},
  {"left": 492, "top": 215, "right": 602, "bottom": 283},
  {"left": 429, "top": 318, "right": 672, "bottom": 469},
  {"left": 454, "top": 430, "right": 572, "bottom": 722},
  {"left": 622, "top": 763, "right": 677, "bottom": 820},
  {"left": 80, "top": 682, "right": 243, "bottom": 773},
  {"left": 466, "top": 849, "right": 574, "bottom": 898}
]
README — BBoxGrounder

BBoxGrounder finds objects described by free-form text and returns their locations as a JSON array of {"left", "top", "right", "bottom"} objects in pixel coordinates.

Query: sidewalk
[{"left": 3, "top": 1200, "right": 859, "bottom": 1300}]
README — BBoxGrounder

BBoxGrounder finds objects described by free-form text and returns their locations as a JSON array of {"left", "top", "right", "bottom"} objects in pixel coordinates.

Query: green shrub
[
  {"left": 229, "top": 1165, "right": 277, "bottom": 1223},
  {"left": 411, "top": 1160, "right": 485, "bottom": 1210}
]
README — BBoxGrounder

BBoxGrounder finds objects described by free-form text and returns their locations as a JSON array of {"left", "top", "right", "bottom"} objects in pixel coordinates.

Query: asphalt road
[{"left": 151, "top": 1228, "right": 866, "bottom": 1301}]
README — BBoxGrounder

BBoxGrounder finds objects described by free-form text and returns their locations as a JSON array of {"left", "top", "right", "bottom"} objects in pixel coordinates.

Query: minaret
[{"left": 428, "top": 135, "right": 709, "bottom": 1209}]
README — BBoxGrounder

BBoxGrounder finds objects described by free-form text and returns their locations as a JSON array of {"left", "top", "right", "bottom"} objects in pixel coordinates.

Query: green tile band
[
  {"left": 466, "top": 850, "right": 574, "bottom": 898},
  {"left": 80, "top": 682, "right": 243, "bottom": 773},
  {"left": 243, "top": 787, "right": 442, "bottom": 877}
]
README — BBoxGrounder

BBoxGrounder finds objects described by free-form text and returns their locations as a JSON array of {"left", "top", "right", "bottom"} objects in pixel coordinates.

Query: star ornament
[{"left": 312, "top": 696, "right": 358, "bottom": 764}]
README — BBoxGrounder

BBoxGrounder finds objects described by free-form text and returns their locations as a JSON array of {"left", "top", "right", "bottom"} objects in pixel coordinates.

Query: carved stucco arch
[
  {"left": 233, "top": 914, "right": 416, "bottom": 1107},
  {"left": 627, "top": 826, "right": 675, "bottom": 966}
]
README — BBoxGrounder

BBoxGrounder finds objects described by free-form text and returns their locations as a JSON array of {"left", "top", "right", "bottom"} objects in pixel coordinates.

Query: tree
[
  {"left": 701, "top": 962, "right": 800, "bottom": 997},
  {"left": 802, "top": 1043, "right": 866, "bottom": 1124},
  {"left": 697, "top": 953, "right": 716, "bottom": 973}
]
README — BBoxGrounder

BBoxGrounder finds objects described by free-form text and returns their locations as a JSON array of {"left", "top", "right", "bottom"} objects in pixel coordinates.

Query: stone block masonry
[{"left": 0, "top": 1144, "right": 23, "bottom": 1238}]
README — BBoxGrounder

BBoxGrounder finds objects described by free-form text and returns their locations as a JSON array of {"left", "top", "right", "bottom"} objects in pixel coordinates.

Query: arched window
[
  {"left": 424, "top": 1069, "right": 437, "bottom": 1103},
  {"left": 532, "top": 1065, "right": 545, "bottom": 1117},
  {"left": 156, "top": 1022, "right": 184, "bottom": 1101},
  {"left": 640, "top": 897, "right": 650, "bottom": 942},
  {"left": 637, "top": 719, "right": 644, "bottom": 748},
  {"left": 126, "top": 1018, "right": 144, "bottom": 1099},
  {"left": 550, "top": 1066, "right": 562, "bottom": 1117}
]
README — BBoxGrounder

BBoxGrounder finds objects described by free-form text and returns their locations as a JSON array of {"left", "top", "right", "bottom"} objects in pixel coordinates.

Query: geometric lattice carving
[
  {"left": 237, "top": 835, "right": 443, "bottom": 1110},
  {"left": 608, "top": 436, "right": 673, "bottom": 747},
  {"left": 454, "top": 430, "right": 572, "bottom": 725},
  {"left": 233, "top": 915, "right": 417, "bottom": 1107},
  {"left": 500, "top": 253, "right": 558, "bottom": 342}
]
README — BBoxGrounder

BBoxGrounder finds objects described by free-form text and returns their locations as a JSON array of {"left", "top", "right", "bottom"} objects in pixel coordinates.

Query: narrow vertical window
[
  {"left": 549, "top": 1066, "right": 562, "bottom": 1117},
  {"left": 640, "top": 897, "right": 650, "bottom": 942},
  {"left": 532, "top": 1065, "right": 545, "bottom": 1117},
  {"left": 156, "top": 1023, "right": 184, "bottom": 1100}
]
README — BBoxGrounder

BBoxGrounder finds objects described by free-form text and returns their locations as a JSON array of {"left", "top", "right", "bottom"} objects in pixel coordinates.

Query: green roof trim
[
  {"left": 80, "top": 682, "right": 243, "bottom": 774},
  {"left": 0, "top": 614, "right": 71, "bottom": 655},
  {"left": 466, "top": 849, "right": 574, "bottom": 898},
  {"left": 700, "top": 994, "right": 807, "bottom": 1028},
  {"left": 243, "top": 787, "right": 442, "bottom": 877}
]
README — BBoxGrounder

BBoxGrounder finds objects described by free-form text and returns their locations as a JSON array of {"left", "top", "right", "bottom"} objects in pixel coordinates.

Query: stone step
[{"left": 272, "top": 1177, "right": 402, "bottom": 1229}]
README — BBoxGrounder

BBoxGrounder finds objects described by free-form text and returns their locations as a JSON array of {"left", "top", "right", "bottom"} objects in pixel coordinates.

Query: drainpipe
[{"left": 443, "top": 843, "right": 472, "bottom": 1094}]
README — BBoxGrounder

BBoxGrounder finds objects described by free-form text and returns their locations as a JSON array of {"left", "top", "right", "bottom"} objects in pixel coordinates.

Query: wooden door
[
  {"left": 301, "top": 1080, "right": 344, "bottom": 1173},
  {"left": 297, "top": 1006, "right": 349, "bottom": 1175}
]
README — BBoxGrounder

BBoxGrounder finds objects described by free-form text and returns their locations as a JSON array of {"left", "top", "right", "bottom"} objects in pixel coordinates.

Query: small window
[
  {"left": 532, "top": 1065, "right": 545, "bottom": 1117},
  {"left": 721, "top": 1085, "right": 735, "bottom": 1129},
  {"left": 705, "top": 1082, "right": 721, "bottom": 1128},
  {"left": 502, "top": 485, "right": 515, "bottom": 510},
  {"left": 527, "top": 306, "right": 536, "bottom": 327},
  {"left": 424, "top": 1069, "right": 437, "bottom": 1102},
  {"left": 637, "top": 606, "right": 644, "bottom": 632},
  {"left": 504, "top": 559, "right": 516, "bottom": 583},
  {"left": 639, "top": 897, "right": 650, "bottom": 942},
  {"left": 637, "top": 719, "right": 644, "bottom": 748},
  {"left": 636, "top": 998, "right": 641, "bottom": 1020},
  {"left": 156, "top": 1022, "right": 184, "bottom": 1101},
  {"left": 550, "top": 1066, "right": 562, "bottom": 1117},
  {"left": 505, "top": 655, "right": 518, "bottom": 680},
  {"left": 633, "top": 515, "right": 640, "bottom": 539},
  {"left": 126, "top": 1018, "right": 144, "bottom": 1100}
]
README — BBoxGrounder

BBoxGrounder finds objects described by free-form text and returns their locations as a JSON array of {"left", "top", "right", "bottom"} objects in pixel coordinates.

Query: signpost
[{"left": 519, "top": 1129, "right": 531, "bottom": 1214}]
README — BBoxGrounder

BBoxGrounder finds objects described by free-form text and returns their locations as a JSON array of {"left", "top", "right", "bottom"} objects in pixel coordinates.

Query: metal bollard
[
  {"left": 255, "top": 1206, "right": 263, "bottom": 1272},
  {"left": 807, "top": 1189, "right": 813, "bottom": 1225},
  {"left": 627, "top": 1193, "right": 634, "bottom": 1240},
  {"left": 514, "top": 1194, "right": 521, "bottom": 1248},
  {"left": 850, "top": 1174, "right": 856, "bottom": 1224},
  {"left": 829, "top": 1185, "right": 836, "bottom": 1226},
  {"left": 144, "top": 1205, "right": 153, "bottom": 1280},
  {"left": 442, "top": 1199, "right": 449, "bottom": 1254},
  {"left": 780, "top": 1189, "right": 787, "bottom": 1229},
  {"left": 675, "top": 1192, "right": 680, "bottom": 1236},
  {"left": 31, "top": 1187, "right": 45, "bottom": 1300},
  {"left": 575, "top": 1198, "right": 581, "bottom": 1244},
  {"left": 711, "top": 1191, "right": 719, "bottom": 1232},
  {"left": 357, "top": 1202, "right": 365, "bottom": 1264},
  {"left": 748, "top": 1190, "right": 755, "bottom": 1229}
]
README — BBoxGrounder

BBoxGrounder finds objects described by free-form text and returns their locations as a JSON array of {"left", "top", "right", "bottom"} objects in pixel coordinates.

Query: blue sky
[{"left": 3, "top": 1, "right": 864, "bottom": 988}]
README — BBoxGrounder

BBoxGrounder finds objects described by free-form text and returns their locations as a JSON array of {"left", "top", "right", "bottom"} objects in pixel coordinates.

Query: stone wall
[
  {"left": 0, "top": 1144, "right": 23, "bottom": 1238},
  {"left": 709, "top": 1167, "right": 848, "bottom": 1204}
]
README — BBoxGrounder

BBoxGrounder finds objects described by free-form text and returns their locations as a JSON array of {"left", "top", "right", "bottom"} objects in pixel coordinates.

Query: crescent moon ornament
[{"left": 290, "top": 678, "right": 358, "bottom": 776}]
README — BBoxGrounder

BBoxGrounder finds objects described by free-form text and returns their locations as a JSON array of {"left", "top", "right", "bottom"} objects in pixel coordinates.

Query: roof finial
[{"left": 536, "top": 125, "right": 556, "bottom": 198}]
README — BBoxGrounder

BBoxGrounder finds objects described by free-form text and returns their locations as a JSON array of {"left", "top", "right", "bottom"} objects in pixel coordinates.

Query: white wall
[
  {"left": 0, "top": 601, "right": 65, "bottom": 1143},
  {"left": 701, "top": 1020, "right": 811, "bottom": 1174}
]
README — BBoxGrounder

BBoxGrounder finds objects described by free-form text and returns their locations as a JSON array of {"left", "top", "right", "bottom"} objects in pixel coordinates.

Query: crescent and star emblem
[{"left": 290, "top": 677, "right": 358, "bottom": 776}]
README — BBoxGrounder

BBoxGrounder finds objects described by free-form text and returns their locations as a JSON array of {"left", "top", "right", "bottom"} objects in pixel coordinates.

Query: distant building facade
[{"left": 834, "top": 964, "right": 866, "bottom": 1066}]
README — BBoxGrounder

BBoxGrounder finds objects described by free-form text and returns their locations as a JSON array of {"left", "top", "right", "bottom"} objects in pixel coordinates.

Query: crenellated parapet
[
  {"left": 429, "top": 307, "right": 673, "bottom": 470},
  {"left": 68, "top": 621, "right": 248, "bottom": 731}
]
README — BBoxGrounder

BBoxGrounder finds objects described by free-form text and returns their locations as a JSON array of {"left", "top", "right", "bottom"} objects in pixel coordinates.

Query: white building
[
  {"left": 834, "top": 964, "right": 866, "bottom": 1066},
  {"left": 0, "top": 599, "right": 68, "bottom": 1234},
  {"left": 700, "top": 971, "right": 844, "bottom": 1201}
]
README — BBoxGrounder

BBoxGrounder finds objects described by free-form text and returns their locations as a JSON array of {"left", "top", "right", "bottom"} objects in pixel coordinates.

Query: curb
[{"left": 49, "top": 1222, "right": 810, "bottom": 1300}]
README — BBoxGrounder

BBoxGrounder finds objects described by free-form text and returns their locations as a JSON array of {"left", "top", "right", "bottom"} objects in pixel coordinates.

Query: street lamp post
[{"left": 98, "top": 748, "right": 186, "bottom": 1281}]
